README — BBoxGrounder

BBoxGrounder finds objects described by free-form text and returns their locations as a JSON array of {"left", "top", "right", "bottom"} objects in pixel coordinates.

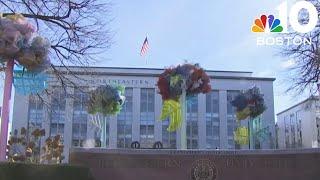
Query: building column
[
  {"left": 109, "top": 115, "right": 117, "bottom": 148},
  {"left": 219, "top": 90, "right": 228, "bottom": 149},
  {"left": 198, "top": 94, "right": 206, "bottom": 149},
  {"left": 11, "top": 93, "right": 29, "bottom": 132},
  {"left": 63, "top": 87, "right": 74, "bottom": 162},
  {"left": 260, "top": 84, "right": 276, "bottom": 149},
  {"left": 132, "top": 88, "right": 141, "bottom": 142},
  {"left": 41, "top": 93, "right": 50, "bottom": 160},
  {"left": 154, "top": 91, "right": 162, "bottom": 142},
  {"left": 86, "top": 115, "right": 96, "bottom": 147}
]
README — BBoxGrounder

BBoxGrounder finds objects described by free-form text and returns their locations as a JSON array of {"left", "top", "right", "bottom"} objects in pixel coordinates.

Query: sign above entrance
[{"left": 88, "top": 78, "right": 155, "bottom": 88}]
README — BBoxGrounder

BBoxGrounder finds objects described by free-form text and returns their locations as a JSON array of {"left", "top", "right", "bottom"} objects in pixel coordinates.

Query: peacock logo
[{"left": 251, "top": 15, "right": 283, "bottom": 33}]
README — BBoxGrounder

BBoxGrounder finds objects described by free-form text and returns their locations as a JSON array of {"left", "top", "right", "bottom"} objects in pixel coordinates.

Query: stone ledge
[
  {"left": 70, "top": 148, "right": 320, "bottom": 155},
  {"left": 70, "top": 148, "right": 320, "bottom": 180}
]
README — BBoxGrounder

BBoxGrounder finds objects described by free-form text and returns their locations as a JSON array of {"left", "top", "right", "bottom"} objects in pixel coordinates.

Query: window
[
  {"left": 117, "top": 88, "right": 133, "bottom": 148},
  {"left": 94, "top": 129, "right": 102, "bottom": 147},
  {"left": 50, "top": 88, "right": 66, "bottom": 139},
  {"left": 227, "top": 90, "right": 240, "bottom": 149},
  {"left": 296, "top": 111, "right": 303, "bottom": 147},
  {"left": 27, "top": 95, "right": 44, "bottom": 160},
  {"left": 316, "top": 117, "right": 320, "bottom": 144},
  {"left": 140, "top": 88, "right": 155, "bottom": 148},
  {"left": 275, "top": 124, "right": 279, "bottom": 149},
  {"left": 162, "top": 118, "right": 176, "bottom": 149},
  {"left": 253, "top": 117, "right": 261, "bottom": 149},
  {"left": 28, "top": 95, "right": 44, "bottom": 131},
  {"left": 290, "top": 114, "right": 296, "bottom": 148},
  {"left": 72, "top": 89, "right": 88, "bottom": 147},
  {"left": 206, "top": 91, "right": 220, "bottom": 149},
  {"left": 187, "top": 96, "right": 198, "bottom": 149},
  {"left": 284, "top": 116, "right": 290, "bottom": 148}
]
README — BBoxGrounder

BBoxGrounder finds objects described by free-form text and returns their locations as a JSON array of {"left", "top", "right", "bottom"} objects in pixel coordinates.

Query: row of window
[
  {"left": 317, "top": 118, "right": 320, "bottom": 144},
  {"left": 284, "top": 111, "right": 303, "bottom": 148},
  {"left": 27, "top": 88, "right": 242, "bottom": 149}
]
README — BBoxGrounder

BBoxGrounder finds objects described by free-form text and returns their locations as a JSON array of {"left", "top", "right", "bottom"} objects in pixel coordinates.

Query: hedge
[{"left": 0, "top": 163, "right": 95, "bottom": 180}]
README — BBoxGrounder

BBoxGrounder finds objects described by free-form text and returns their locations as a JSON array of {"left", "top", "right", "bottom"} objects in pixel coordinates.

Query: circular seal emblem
[{"left": 191, "top": 159, "right": 217, "bottom": 180}]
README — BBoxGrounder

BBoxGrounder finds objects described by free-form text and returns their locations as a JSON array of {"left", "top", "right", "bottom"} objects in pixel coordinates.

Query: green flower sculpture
[{"left": 88, "top": 85, "right": 126, "bottom": 116}]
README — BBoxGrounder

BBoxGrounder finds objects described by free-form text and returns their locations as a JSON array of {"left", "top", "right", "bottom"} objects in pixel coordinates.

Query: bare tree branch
[
  {"left": 1, "top": 0, "right": 113, "bottom": 110},
  {"left": 280, "top": 0, "right": 320, "bottom": 95}
]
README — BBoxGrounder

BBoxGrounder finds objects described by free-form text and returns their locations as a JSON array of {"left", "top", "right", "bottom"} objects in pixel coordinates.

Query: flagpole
[
  {"left": 145, "top": 51, "right": 147, "bottom": 65},
  {"left": 145, "top": 34, "right": 148, "bottom": 65}
]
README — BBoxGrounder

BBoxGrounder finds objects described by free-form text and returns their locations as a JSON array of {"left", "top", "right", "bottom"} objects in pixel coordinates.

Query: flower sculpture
[
  {"left": 87, "top": 85, "right": 126, "bottom": 116},
  {"left": 0, "top": 14, "right": 50, "bottom": 72},
  {"left": 87, "top": 85, "right": 126, "bottom": 148},
  {"left": 157, "top": 63, "right": 211, "bottom": 131},
  {"left": 160, "top": 99, "right": 182, "bottom": 131},
  {"left": 231, "top": 86, "right": 267, "bottom": 121},
  {"left": 0, "top": 14, "right": 50, "bottom": 160}
]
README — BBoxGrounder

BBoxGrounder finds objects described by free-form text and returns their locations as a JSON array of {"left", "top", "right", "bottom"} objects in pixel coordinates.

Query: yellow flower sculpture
[
  {"left": 236, "top": 107, "right": 251, "bottom": 121},
  {"left": 160, "top": 100, "right": 182, "bottom": 132},
  {"left": 234, "top": 126, "right": 249, "bottom": 145}
]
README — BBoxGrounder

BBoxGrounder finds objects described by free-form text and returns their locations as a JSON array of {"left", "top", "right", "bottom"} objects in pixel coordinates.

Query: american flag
[{"left": 140, "top": 37, "right": 149, "bottom": 56}]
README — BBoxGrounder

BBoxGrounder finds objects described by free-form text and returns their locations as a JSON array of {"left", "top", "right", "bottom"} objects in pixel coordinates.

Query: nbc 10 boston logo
[{"left": 251, "top": 1, "right": 318, "bottom": 46}]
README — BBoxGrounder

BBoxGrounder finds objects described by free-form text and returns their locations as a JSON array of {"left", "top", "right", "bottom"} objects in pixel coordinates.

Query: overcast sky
[
  {"left": 93, "top": 0, "right": 308, "bottom": 118},
  {"left": 0, "top": 0, "right": 310, "bottom": 121}
]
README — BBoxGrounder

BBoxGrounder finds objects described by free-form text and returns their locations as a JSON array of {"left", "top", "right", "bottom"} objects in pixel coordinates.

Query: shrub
[
  {"left": 7, "top": 127, "right": 45, "bottom": 163},
  {"left": 0, "top": 162, "right": 94, "bottom": 180}
]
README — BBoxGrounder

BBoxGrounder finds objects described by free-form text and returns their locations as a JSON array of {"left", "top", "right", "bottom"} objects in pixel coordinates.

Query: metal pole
[
  {"left": 249, "top": 118, "right": 254, "bottom": 149},
  {"left": 248, "top": 120, "right": 250, "bottom": 149},
  {"left": 178, "top": 80, "right": 187, "bottom": 149},
  {"left": 101, "top": 115, "right": 106, "bottom": 148},
  {"left": 0, "top": 60, "right": 14, "bottom": 161}
]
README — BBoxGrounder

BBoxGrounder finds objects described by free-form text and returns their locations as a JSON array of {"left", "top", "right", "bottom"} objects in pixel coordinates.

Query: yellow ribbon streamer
[
  {"left": 234, "top": 126, "right": 249, "bottom": 145},
  {"left": 160, "top": 99, "right": 182, "bottom": 132}
]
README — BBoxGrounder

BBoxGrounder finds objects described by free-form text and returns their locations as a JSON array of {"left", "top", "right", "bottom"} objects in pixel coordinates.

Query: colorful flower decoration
[
  {"left": 157, "top": 63, "right": 211, "bottom": 131},
  {"left": 158, "top": 63, "right": 211, "bottom": 101},
  {"left": 87, "top": 85, "right": 126, "bottom": 116},
  {"left": 231, "top": 86, "right": 267, "bottom": 121},
  {"left": 0, "top": 14, "right": 50, "bottom": 72},
  {"left": 234, "top": 126, "right": 249, "bottom": 145}
]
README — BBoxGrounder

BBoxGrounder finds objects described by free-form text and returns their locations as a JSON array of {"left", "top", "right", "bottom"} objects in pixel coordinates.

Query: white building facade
[
  {"left": 11, "top": 66, "right": 276, "bottom": 162},
  {"left": 277, "top": 96, "right": 320, "bottom": 149}
]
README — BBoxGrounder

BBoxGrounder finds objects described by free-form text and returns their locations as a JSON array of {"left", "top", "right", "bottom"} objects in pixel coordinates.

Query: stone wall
[{"left": 70, "top": 148, "right": 320, "bottom": 180}]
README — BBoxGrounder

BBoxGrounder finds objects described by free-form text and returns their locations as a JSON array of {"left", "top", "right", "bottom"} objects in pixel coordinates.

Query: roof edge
[
  {"left": 54, "top": 65, "right": 253, "bottom": 74},
  {"left": 276, "top": 96, "right": 319, "bottom": 115},
  {"left": 52, "top": 67, "right": 276, "bottom": 81}
]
